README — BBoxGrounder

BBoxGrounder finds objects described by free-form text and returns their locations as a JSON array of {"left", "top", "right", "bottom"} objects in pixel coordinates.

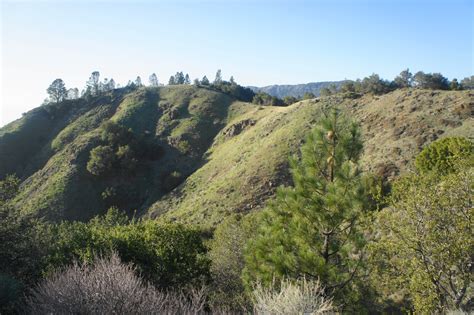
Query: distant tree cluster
[
  {"left": 327, "top": 70, "right": 473, "bottom": 98},
  {"left": 45, "top": 71, "right": 161, "bottom": 105},
  {"left": 168, "top": 71, "right": 191, "bottom": 85},
  {"left": 189, "top": 69, "right": 256, "bottom": 102},
  {"left": 252, "top": 92, "right": 284, "bottom": 106}
]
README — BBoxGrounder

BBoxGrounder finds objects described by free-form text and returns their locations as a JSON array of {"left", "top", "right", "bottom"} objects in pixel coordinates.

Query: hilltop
[{"left": 0, "top": 86, "right": 472, "bottom": 225}]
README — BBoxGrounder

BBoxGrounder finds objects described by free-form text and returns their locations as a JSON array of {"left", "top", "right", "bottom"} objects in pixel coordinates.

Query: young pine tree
[{"left": 244, "top": 108, "right": 367, "bottom": 303}]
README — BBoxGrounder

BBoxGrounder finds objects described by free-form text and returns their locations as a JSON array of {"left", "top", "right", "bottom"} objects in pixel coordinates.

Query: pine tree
[
  {"left": 47, "top": 79, "right": 67, "bottom": 103},
  {"left": 135, "top": 76, "right": 143, "bottom": 87},
  {"left": 86, "top": 71, "right": 100, "bottom": 96},
  {"left": 175, "top": 72, "right": 185, "bottom": 84},
  {"left": 244, "top": 108, "right": 367, "bottom": 302},
  {"left": 149, "top": 73, "right": 159, "bottom": 86},
  {"left": 201, "top": 75, "right": 210, "bottom": 86},
  {"left": 214, "top": 69, "right": 222, "bottom": 85}
]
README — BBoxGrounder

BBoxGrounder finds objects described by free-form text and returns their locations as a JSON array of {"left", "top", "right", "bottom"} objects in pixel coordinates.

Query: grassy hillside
[
  {"left": 148, "top": 89, "right": 473, "bottom": 227},
  {"left": 1, "top": 86, "right": 472, "bottom": 224},
  {"left": 2, "top": 86, "right": 235, "bottom": 221}
]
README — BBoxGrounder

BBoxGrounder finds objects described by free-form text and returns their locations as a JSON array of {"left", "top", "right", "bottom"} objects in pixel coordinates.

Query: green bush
[
  {"left": 86, "top": 145, "right": 116, "bottom": 175},
  {"left": 415, "top": 137, "right": 473, "bottom": 174},
  {"left": 87, "top": 121, "right": 163, "bottom": 176},
  {"left": 369, "top": 159, "right": 473, "bottom": 312},
  {"left": 44, "top": 209, "right": 210, "bottom": 289},
  {"left": 100, "top": 120, "right": 134, "bottom": 145},
  {"left": 208, "top": 213, "right": 260, "bottom": 310},
  {"left": 0, "top": 174, "right": 20, "bottom": 202}
]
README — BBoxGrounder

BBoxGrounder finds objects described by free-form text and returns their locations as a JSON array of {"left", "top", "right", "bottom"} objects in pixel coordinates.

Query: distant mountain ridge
[{"left": 249, "top": 81, "right": 344, "bottom": 98}]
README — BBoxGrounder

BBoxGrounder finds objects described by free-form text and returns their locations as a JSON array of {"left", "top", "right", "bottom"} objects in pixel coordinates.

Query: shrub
[
  {"left": 87, "top": 121, "right": 163, "bottom": 176},
  {"left": 26, "top": 252, "right": 207, "bottom": 314},
  {"left": 0, "top": 174, "right": 20, "bottom": 202},
  {"left": 282, "top": 96, "right": 299, "bottom": 105},
  {"left": 44, "top": 211, "right": 211, "bottom": 289},
  {"left": 253, "top": 278, "right": 334, "bottom": 315},
  {"left": 369, "top": 166, "right": 474, "bottom": 313},
  {"left": 415, "top": 137, "right": 473, "bottom": 175},
  {"left": 252, "top": 92, "right": 284, "bottom": 106},
  {"left": 100, "top": 120, "right": 133, "bottom": 145},
  {"left": 208, "top": 213, "right": 260, "bottom": 310},
  {"left": 86, "top": 145, "right": 116, "bottom": 175}
]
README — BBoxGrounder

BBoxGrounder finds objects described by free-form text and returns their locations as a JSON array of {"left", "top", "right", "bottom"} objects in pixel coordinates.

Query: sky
[{"left": 1, "top": 0, "right": 473, "bottom": 126}]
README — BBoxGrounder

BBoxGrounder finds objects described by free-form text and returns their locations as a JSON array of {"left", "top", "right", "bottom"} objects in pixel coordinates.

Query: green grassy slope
[
  {"left": 0, "top": 93, "right": 126, "bottom": 179},
  {"left": 4, "top": 86, "right": 235, "bottom": 221},
  {"left": 148, "top": 89, "right": 473, "bottom": 227},
  {"left": 1, "top": 86, "right": 472, "bottom": 224}
]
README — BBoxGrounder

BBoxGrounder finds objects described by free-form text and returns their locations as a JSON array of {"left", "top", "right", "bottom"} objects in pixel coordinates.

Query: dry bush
[
  {"left": 26, "top": 252, "right": 207, "bottom": 314},
  {"left": 253, "top": 278, "right": 334, "bottom": 315}
]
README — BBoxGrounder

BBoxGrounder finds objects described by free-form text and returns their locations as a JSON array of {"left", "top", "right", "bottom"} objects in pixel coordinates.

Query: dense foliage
[
  {"left": 87, "top": 121, "right": 162, "bottom": 176},
  {"left": 369, "top": 147, "right": 473, "bottom": 312},
  {"left": 415, "top": 136, "right": 473, "bottom": 174},
  {"left": 208, "top": 213, "right": 260, "bottom": 309},
  {"left": 44, "top": 209, "right": 210, "bottom": 289}
]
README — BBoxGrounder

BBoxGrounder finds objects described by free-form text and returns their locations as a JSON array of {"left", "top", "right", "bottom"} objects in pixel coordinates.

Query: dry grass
[{"left": 253, "top": 278, "right": 334, "bottom": 315}]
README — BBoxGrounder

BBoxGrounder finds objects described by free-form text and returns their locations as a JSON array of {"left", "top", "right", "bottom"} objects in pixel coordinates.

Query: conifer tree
[
  {"left": 214, "top": 69, "right": 222, "bottom": 84},
  {"left": 47, "top": 78, "right": 67, "bottom": 103},
  {"left": 201, "top": 75, "right": 210, "bottom": 86},
  {"left": 244, "top": 108, "right": 367, "bottom": 302},
  {"left": 149, "top": 73, "right": 159, "bottom": 86}
]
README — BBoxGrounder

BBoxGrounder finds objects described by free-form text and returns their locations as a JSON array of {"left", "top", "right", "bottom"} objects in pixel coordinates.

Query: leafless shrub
[
  {"left": 253, "top": 277, "right": 334, "bottom": 315},
  {"left": 25, "top": 252, "right": 207, "bottom": 314}
]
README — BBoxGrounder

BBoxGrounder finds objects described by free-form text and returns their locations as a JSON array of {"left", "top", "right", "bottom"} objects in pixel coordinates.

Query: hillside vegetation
[
  {"left": 1, "top": 86, "right": 233, "bottom": 221},
  {"left": 149, "top": 88, "right": 473, "bottom": 227},
  {"left": 0, "top": 86, "right": 472, "bottom": 224},
  {"left": 1, "top": 84, "right": 473, "bottom": 314}
]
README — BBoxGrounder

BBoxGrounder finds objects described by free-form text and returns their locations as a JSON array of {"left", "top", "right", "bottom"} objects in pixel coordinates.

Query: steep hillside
[
  {"left": 148, "top": 89, "right": 473, "bottom": 227},
  {"left": 249, "top": 81, "right": 344, "bottom": 98},
  {"left": 1, "top": 86, "right": 234, "bottom": 221},
  {"left": 1, "top": 86, "right": 472, "bottom": 225}
]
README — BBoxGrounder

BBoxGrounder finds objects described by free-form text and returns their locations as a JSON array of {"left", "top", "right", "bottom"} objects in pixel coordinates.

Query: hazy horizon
[{"left": 1, "top": 0, "right": 473, "bottom": 126}]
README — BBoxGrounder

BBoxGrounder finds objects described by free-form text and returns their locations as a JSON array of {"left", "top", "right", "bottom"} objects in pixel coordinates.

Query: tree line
[
  {"left": 46, "top": 69, "right": 473, "bottom": 107},
  {"left": 45, "top": 69, "right": 252, "bottom": 104},
  {"left": 323, "top": 70, "right": 473, "bottom": 97},
  {"left": 254, "top": 70, "right": 474, "bottom": 107}
]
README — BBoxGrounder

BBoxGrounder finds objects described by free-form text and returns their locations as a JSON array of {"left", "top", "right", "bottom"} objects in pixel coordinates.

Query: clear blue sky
[{"left": 1, "top": 0, "right": 473, "bottom": 126}]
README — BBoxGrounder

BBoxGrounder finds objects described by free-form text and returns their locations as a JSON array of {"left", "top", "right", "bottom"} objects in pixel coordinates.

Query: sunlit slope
[
  {"left": 1, "top": 86, "right": 471, "bottom": 224},
  {"left": 148, "top": 89, "right": 473, "bottom": 227}
]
